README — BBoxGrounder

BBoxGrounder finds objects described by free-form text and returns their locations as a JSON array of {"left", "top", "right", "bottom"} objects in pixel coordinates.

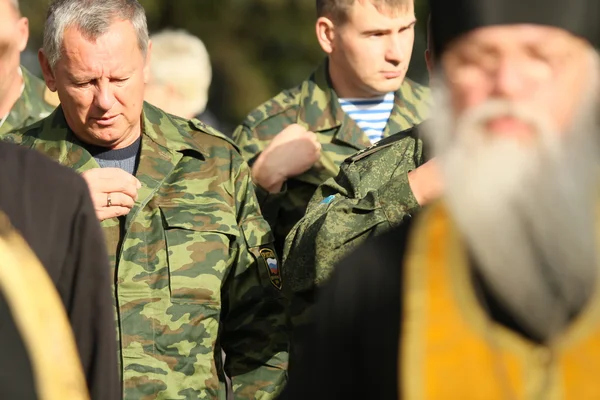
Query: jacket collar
[{"left": 296, "top": 59, "right": 430, "bottom": 150}]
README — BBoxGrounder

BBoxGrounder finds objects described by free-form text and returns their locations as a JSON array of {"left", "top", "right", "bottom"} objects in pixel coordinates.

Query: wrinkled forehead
[{"left": 445, "top": 24, "right": 589, "bottom": 55}]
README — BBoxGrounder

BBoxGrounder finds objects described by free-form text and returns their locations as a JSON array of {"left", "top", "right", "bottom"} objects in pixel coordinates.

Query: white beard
[{"left": 425, "top": 57, "right": 600, "bottom": 341}]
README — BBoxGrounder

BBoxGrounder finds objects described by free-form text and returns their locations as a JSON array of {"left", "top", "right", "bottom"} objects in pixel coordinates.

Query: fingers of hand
[
  {"left": 82, "top": 168, "right": 141, "bottom": 200},
  {"left": 104, "top": 192, "right": 136, "bottom": 209},
  {"left": 96, "top": 206, "right": 131, "bottom": 221},
  {"left": 92, "top": 191, "right": 135, "bottom": 212}
]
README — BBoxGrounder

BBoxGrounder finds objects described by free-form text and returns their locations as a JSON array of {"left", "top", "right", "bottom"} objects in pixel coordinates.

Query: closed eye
[
  {"left": 364, "top": 30, "right": 388, "bottom": 37},
  {"left": 74, "top": 81, "right": 92, "bottom": 88},
  {"left": 111, "top": 78, "right": 129, "bottom": 84}
]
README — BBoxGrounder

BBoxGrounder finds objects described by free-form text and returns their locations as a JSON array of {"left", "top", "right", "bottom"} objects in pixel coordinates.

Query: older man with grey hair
[
  {"left": 0, "top": 0, "right": 57, "bottom": 136},
  {"left": 3, "top": 0, "right": 289, "bottom": 399}
]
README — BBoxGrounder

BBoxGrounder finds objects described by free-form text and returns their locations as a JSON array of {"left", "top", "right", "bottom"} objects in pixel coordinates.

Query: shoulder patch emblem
[{"left": 260, "top": 248, "right": 282, "bottom": 290}]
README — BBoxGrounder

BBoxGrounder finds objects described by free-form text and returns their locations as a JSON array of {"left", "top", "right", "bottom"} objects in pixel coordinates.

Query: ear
[
  {"left": 315, "top": 16, "right": 336, "bottom": 54},
  {"left": 38, "top": 49, "right": 57, "bottom": 92},
  {"left": 143, "top": 40, "right": 152, "bottom": 84},
  {"left": 16, "top": 17, "right": 29, "bottom": 52}
]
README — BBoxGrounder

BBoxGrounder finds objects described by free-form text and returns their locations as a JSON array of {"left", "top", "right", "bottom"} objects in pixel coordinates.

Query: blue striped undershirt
[{"left": 339, "top": 92, "right": 395, "bottom": 143}]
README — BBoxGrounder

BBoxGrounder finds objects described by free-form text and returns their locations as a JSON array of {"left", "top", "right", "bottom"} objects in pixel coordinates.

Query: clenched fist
[
  {"left": 81, "top": 168, "right": 141, "bottom": 221},
  {"left": 252, "top": 124, "right": 322, "bottom": 193}
]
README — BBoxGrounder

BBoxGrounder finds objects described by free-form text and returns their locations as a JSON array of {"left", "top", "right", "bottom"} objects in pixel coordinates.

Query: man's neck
[
  {"left": 328, "top": 59, "right": 382, "bottom": 100},
  {"left": 0, "top": 68, "right": 24, "bottom": 118}
]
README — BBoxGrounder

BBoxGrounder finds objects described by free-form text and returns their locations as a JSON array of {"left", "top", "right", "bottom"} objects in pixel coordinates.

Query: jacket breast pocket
[{"left": 160, "top": 205, "right": 239, "bottom": 305}]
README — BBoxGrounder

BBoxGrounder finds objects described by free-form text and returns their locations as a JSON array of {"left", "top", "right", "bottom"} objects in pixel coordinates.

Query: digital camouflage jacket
[
  {"left": 233, "top": 61, "right": 430, "bottom": 255},
  {"left": 2, "top": 103, "right": 288, "bottom": 400},
  {"left": 282, "top": 124, "right": 430, "bottom": 359}
]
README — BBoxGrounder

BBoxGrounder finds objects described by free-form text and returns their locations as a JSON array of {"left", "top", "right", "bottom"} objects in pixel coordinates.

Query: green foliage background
[{"left": 20, "top": 0, "right": 429, "bottom": 132}]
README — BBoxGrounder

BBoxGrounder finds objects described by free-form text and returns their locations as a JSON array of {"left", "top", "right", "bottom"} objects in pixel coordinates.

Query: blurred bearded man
[{"left": 281, "top": 0, "right": 600, "bottom": 399}]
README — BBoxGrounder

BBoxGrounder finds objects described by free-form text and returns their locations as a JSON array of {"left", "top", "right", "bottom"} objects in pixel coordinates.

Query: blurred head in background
[
  {"left": 427, "top": 0, "right": 600, "bottom": 341},
  {"left": 0, "top": 0, "right": 29, "bottom": 116},
  {"left": 39, "top": 0, "right": 151, "bottom": 149},
  {"left": 315, "top": 0, "right": 416, "bottom": 98},
  {"left": 144, "top": 29, "right": 212, "bottom": 120}
]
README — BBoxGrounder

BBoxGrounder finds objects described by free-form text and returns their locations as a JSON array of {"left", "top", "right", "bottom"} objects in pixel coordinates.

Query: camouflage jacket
[
  {"left": 233, "top": 60, "right": 430, "bottom": 255},
  {"left": 282, "top": 124, "right": 429, "bottom": 348},
  {"left": 0, "top": 66, "right": 56, "bottom": 135},
  {"left": 2, "top": 103, "right": 288, "bottom": 400}
]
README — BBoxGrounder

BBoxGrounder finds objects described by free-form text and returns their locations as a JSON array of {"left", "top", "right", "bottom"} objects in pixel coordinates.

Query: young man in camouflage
[
  {"left": 2, "top": 0, "right": 287, "bottom": 398},
  {"left": 233, "top": 0, "right": 430, "bottom": 254},
  {"left": 0, "top": 0, "right": 57, "bottom": 135},
  {"left": 283, "top": 17, "right": 440, "bottom": 361}
]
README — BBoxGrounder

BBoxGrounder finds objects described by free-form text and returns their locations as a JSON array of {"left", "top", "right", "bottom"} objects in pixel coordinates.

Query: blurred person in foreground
[
  {"left": 283, "top": 16, "right": 437, "bottom": 364},
  {"left": 144, "top": 29, "right": 225, "bottom": 132},
  {"left": 0, "top": 0, "right": 57, "bottom": 135},
  {"left": 281, "top": 0, "right": 600, "bottom": 398},
  {"left": 0, "top": 141, "right": 119, "bottom": 399},
  {"left": 233, "top": 0, "right": 430, "bottom": 255},
  {"left": 3, "top": 0, "right": 288, "bottom": 398}
]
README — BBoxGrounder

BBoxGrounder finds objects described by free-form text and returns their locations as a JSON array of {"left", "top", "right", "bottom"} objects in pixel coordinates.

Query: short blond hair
[
  {"left": 316, "top": 0, "right": 412, "bottom": 22},
  {"left": 149, "top": 29, "right": 212, "bottom": 117}
]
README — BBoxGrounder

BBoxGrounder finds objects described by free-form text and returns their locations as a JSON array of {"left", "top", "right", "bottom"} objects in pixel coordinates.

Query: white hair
[
  {"left": 43, "top": 0, "right": 149, "bottom": 69},
  {"left": 9, "top": 0, "right": 19, "bottom": 11},
  {"left": 149, "top": 29, "right": 212, "bottom": 117}
]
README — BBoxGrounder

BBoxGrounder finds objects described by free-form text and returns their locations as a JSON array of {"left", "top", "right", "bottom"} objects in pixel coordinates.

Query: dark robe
[
  {"left": 0, "top": 141, "right": 120, "bottom": 399},
  {"left": 281, "top": 216, "right": 540, "bottom": 400}
]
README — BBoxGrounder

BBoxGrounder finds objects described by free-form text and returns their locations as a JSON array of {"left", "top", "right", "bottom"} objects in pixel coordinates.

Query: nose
[
  {"left": 491, "top": 58, "right": 527, "bottom": 99},
  {"left": 385, "top": 35, "right": 403, "bottom": 65},
  {"left": 93, "top": 81, "right": 116, "bottom": 112}
]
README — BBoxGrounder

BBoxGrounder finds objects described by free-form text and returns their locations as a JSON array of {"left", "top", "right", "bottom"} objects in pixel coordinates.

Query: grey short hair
[
  {"left": 9, "top": 0, "right": 19, "bottom": 11},
  {"left": 43, "top": 0, "right": 149, "bottom": 69}
]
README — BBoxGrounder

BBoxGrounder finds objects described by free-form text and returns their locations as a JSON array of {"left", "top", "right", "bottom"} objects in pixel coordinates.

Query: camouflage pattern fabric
[
  {"left": 282, "top": 124, "right": 429, "bottom": 352},
  {"left": 0, "top": 66, "right": 56, "bottom": 135},
  {"left": 2, "top": 103, "right": 288, "bottom": 400},
  {"left": 233, "top": 60, "right": 430, "bottom": 255}
]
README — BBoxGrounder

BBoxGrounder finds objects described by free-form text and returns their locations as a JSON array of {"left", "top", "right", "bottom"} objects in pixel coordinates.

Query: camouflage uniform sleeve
[
  {"left": 221, "top": 154, "right": 288, "bottom": 399},
  {"left": 232, "top": 123, "right": 287, "bottom": 235},
  {"left": 232, "top": 124, "right": 263, "bottom": 163},
  {"left": 282, "top": 161, "right": 419, "bottom": 350}
]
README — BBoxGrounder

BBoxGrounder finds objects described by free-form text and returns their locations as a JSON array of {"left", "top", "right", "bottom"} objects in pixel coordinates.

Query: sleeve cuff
[{"left": 254, "top": 182, "right": 288, "bottom": 206}]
